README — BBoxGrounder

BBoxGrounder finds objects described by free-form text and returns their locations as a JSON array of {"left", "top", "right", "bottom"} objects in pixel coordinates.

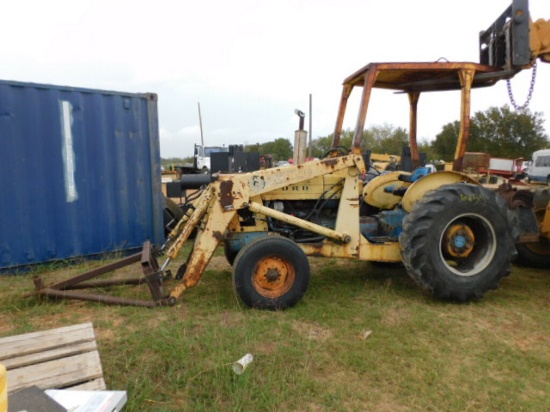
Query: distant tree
[
  {"left": 333, "top": 128, "right": 355, "bottom": 151},
  {"left": 257, "top": 137, "right": 293, "bottom": 161},
  {"left": 418, "top": 138, "right": 439, "bottom": 162},
  {"left": 369, "top": 124, "right": 409, "bottom": 154},
  {"left": 245, "top": 143, "right": 260, "bottom": 153},
  {"left": 161, "top": 157, "right": 192, "bottom": 169},
  {"left": 431, "top": 105, "right": 549, "bottom": 161},
  {"left": 309, "top": 135, "right": 333, "bottom": 158},
  {"left": 310, "top": 125, "right": 409, "bottom": 158},
  {"left": 431, "top": 121, "right": 461, "bottom": 162},
  {"left": 309, "top": 129, "right": 354, "bottom": 158},
  {"left": 470, "top": 106, "right": 548, "bottom": 158}
]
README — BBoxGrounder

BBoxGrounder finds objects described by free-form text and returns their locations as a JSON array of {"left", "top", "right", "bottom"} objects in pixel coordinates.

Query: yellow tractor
[{"left": 34, "top": 0, "right": 550, "bottom": 308}]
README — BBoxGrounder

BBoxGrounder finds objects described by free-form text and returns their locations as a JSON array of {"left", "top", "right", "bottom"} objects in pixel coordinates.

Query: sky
[{"left": 2, "top": 0, "right": 550, "bottom": 158}]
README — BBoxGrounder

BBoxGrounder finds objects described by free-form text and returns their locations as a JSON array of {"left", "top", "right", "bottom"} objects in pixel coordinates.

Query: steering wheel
[{"left": 322, "top": 146, "right": 350, "bottom": 159}]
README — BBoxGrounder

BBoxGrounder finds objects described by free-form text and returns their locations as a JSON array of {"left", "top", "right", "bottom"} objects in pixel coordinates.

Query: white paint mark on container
[{"left": 60, "top": 100, "right": 78, "bottom": 202}]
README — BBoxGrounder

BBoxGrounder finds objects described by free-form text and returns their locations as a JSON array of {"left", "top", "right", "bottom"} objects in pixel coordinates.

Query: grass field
[{"left": 1, "top": 247, "right": 549, "bottom": 412}]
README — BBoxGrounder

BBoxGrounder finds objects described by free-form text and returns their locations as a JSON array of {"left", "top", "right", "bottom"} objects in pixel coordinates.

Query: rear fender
[{"left": 401, "top": 171, "right": 479, "bottom": 213}]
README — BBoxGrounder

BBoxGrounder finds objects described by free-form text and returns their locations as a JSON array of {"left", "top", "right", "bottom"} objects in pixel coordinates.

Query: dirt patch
[
  {"left": 381, "top": 307, "right": 412, "bottom": 327},
  {"left": 206, "top": 256, "right": 231, "bottom": 271},
  {"left": 292, "top": 320, "right": 332, "bottom": 342}
]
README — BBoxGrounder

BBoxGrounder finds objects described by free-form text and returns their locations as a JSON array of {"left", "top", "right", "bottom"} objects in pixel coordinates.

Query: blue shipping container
[{"left": 0, "top": 80, "right": 164, "bottom": 271}]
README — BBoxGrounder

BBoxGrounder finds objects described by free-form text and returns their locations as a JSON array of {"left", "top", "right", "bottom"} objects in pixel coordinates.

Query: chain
[{"left": 506, "top": 60, "right": 538, "bottom": 111}]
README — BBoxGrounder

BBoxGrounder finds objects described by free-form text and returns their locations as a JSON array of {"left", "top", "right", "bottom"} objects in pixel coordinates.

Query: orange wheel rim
[
  {"left": 443, "top": 223, "right": 475, "bottom": 258},
  {"left": 252, "top": 256, "right": 295, "bottom": 298}
]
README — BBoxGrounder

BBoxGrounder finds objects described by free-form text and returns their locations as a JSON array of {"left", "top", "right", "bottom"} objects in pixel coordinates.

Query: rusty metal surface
[
  {"left": 342, "top": 62, "right": 502, "bottom": 92},
  {"left": 220, "top": 180, "right": 234, "bottom": 210},
  {"left": 168, "top": 200, "right": 237, "bottom": 302},
  {"left": 218, "top": 154, "right": 366, "bottom": 201},
  {"left": 32, "top": 241, "right": 166, "bottom": 307},
  {"left": 452, "top": 69, "right": 475, "bottom": 171},
  {"left": 41, "top": 252, "right": 143, "bottom": 291},
  {"left": 408, "top": 92, "right": 421, "bottom": 168},
  {"left": 36, "top": 288, "right": 159, "bottom": 308},
  {"left": 463, "top": 152, "right": 491, "bottom": 170},
  {"left": 496, "top": 183, "right": 534, "bottom": 209},
  {"left": 334, "top": 61, "right": 509, "bottom": 160},
  {"left": 166, "top": 186, "right": 214, "bottom": 260},
  {"left": 60, "top": 278, "right": 147, "bottom": 290}
]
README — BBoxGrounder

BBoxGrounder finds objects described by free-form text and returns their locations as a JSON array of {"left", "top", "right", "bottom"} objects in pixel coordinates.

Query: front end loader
[{"left": 33, "top": 0, "right": 550, "bottom": 308}]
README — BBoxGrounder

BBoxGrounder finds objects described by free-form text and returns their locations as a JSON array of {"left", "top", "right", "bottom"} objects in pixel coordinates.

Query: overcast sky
[{"left": 2, "top": 0, "right": 550, "bottom": 158}]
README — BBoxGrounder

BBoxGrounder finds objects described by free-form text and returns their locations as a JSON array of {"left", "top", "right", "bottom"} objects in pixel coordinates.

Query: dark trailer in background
[{"left": 0, "top": 80, "right": 164, "bottom": 271}]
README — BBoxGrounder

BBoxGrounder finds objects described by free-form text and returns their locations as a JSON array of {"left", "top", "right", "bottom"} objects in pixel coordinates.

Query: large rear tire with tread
[
  {"left": 400, "top": 183, "right": 515, "bottom": 302},
  {"left": 232, "top": 235, "right": 310, "bottom": 310},
  {"left": 516, "top": 188, "right": 550, "bottom": 268},
  {"left": 516, "top": 240, "right": 550, "bottom": 268}
]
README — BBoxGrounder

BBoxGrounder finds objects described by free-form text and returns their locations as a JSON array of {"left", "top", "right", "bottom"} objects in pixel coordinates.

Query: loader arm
[{"left": 165, "top": 153, "right": 366, "bottom": 303}]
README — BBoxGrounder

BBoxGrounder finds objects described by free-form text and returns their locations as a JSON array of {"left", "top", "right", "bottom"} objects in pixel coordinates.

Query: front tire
[
  {"left": 400, "top": 183, "right": 515, "bottom": 302},
  {"left": 232, "top": 236, "right": 310, "bottom": 310}
]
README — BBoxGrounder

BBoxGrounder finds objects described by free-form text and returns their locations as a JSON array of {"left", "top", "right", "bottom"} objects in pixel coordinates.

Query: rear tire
[
  {"left": 516, "top": 207, "right": 550, "bottom": 268},
  {"left": 516, "top": 241, "right": 550, "bottom": 268},
  {"left": 400, "top": 183, "right": 515, "bottom": 302},
  {"left": 232, "top": 236, "right": 310, "bottom": 310}
]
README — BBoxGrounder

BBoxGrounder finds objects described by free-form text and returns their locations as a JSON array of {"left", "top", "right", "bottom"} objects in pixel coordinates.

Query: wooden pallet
[{"left": 0, "top": 322, "right": 106, "bottom": 394}]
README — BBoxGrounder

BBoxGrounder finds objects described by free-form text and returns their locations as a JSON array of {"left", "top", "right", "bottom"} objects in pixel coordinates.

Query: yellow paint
[
  {"left": 541, "top": 202, "right": 550, "bottom": 239},
  {"left": 360, "top": 239, "right": 403, "bottom": 262},
  {"left": 299, "top": 237, "right": 402, "bottom": 263},
  {"left": 401, "top": 171, "right": 479, "bottom": 213},
  {"left": 363, "top": 171, "right": 410, "bottom": 209},
  {"left": 443, "top": 224, "right": 475, "bottom": 258},
  {"left": 333, "top": 174, "right": 362, "bottom": 256},
  {"left": 261, "top": 174, "right": 345, "bottom": 201},
  {"left": 531, "top": 18, "right": 550, "bottom": 63},
  {"left": 0, "top": 363, "right": 6, "bottom": 412}
]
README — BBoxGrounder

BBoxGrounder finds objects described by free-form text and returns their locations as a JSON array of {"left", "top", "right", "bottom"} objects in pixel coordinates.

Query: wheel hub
[
  {"left": 254, "top": 257, "right": 289, "bottom": 293},
  {"left": 265, "top": 268, "right": 281, "bottom": 282},
  {"left": 444, "top": 224, "right": 475, "bottom": 258}
]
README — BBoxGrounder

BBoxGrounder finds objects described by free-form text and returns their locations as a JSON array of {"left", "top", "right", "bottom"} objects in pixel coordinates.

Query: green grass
[{"left": 1, "top": 248, "right": 549, "bottom": 411}]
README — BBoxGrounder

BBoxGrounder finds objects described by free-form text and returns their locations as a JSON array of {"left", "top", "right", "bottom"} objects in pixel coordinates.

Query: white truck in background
[
  {"left": 173, "top": 144, "right": 229, "bottom": 177},
  {"left": 194, "top": 144, "right": 229, "bottom": 173},
  {"left": 527, "top": 149, "right": 550, "bottom": 184}
]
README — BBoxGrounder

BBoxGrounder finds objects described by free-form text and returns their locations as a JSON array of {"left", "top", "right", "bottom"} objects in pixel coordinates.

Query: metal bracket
[{"left": 31, "top": 241, "right": 169, "bottom": 307}]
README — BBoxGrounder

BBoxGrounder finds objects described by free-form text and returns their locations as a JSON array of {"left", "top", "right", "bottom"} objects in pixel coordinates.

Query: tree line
[
  {"left": 163, "top": 105, "right": 549, "bottom": 165},
  {"left": 243, "top": 105, "right": 549, "bottom": 163}
]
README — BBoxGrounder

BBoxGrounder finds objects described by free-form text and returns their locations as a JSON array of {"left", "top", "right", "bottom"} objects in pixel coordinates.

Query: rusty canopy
[
  {"left": 332, "top": 61, "right": 513, "bottom": 170},
  {"left": 342, "top": 61, "right": 503, "bottom": 91}
]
